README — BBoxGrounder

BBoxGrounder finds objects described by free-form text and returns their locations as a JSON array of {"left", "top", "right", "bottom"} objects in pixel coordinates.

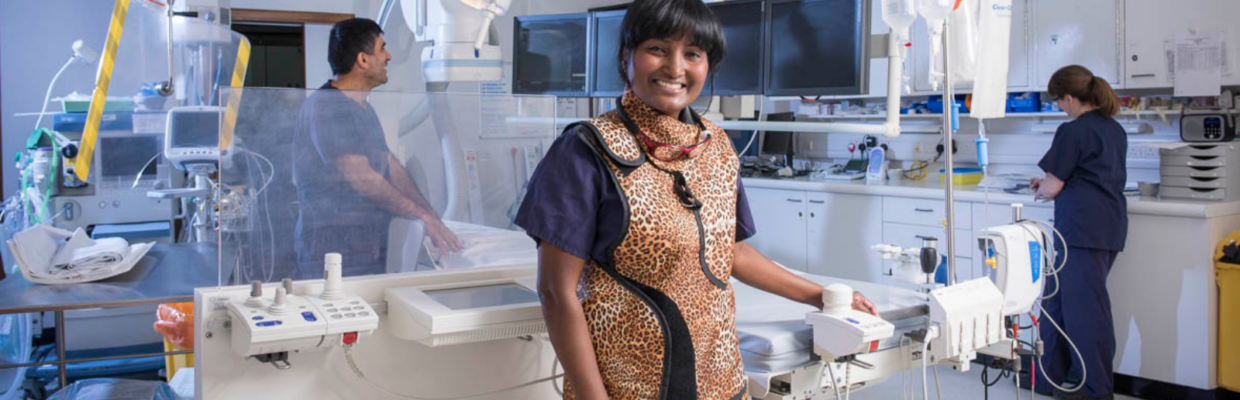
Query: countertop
[{"left": 742, "top": 176, "right": 1240, "bottom": 219}]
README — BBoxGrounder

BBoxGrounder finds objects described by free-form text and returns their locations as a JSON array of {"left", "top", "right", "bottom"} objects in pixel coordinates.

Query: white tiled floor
[{"left": 844, "top": 365, "right": 1139, "bottom": 400}]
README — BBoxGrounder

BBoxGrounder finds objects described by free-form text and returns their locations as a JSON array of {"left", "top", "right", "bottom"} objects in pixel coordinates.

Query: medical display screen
[
  {"left": 100, "top": 136, "right": 160, "bottom": 178},
  {"left": 590, "top": 10, "right": 626, "bottom": 98},
  {"left": 424, "top": 283, "right": 540, "bottom": 311},
  {"left": 514, "top": 13, "right": 590, "bottom": 96},
  {"left": 760, "top": 112, "right": 796, "bottom": 156},
  {"left": 764, "top": 0, "right": 869, "bottom": 96},
  {"left": 707, "top": 0, "right": 764, "bottom": 95},
  {"left": 168, "top": 110, "right": 220, "bottom": 149}
]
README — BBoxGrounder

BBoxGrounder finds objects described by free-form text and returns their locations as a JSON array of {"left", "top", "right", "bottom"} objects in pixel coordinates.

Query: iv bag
[
  {"left": 884, "top": 0, "right": 918, "bottom": 93},
  {"left": 969, "top": 0, "right": 1014, "bottom": 119},
  {"left": 918, "top": 0, "right": 953, "bottom": 90},
  {"left": 882, "top": 0, "right": 917, "bottom": 43},
  {"left": 950, "top": 0, "right": 980, "bottom": 83},
  {"left": 917, "top": 0, "right": 953, "bottom": 21}
]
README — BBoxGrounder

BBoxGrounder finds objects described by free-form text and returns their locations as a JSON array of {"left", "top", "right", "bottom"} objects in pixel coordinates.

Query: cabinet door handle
[
  {"left": 913, "top": 208, "right": 934, "bottom": 213},
  {"left": 798, "top": 212, "right": 803, "bottom": 217},
  {"left": 808, "top": 200, "right": 825, "bottom": 204},
  {"left": 787, "top": 199, "right": 803, "bottom": 203},
  {"left": 1130, "top": 73, "right": 1156, "bottom": 78},
  {"left": 810, "top": 212, "right": 816, "bottom": 218},
  {"left": 915, "top": 235, "right": 936, "bottom": 240}
]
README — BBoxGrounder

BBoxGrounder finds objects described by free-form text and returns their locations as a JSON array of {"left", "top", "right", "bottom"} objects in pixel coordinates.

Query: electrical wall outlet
[
  {"left": 1127, "top": 144, "right": 1162, "bottom": 160},
  {"left": 798, "top": 135, "right": 830, "bottom": 159}
]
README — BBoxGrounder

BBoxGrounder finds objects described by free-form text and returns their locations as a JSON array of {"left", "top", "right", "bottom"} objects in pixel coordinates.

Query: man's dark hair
[
  {"left": 328, "top": 18, "right": 384, "bottom": 75},
  {"left": 617, "top": 0, "right": 727, "bottom": 84}
]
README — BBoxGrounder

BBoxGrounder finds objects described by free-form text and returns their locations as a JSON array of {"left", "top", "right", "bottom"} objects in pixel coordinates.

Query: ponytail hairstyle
[{"left": 1047, "top": 65, "right": 1120, "bottom": 117}]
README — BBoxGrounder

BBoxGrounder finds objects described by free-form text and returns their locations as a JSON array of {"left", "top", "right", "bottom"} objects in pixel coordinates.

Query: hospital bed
[{"left": 733, "top": 272, "right": 929, "bottom": 399}]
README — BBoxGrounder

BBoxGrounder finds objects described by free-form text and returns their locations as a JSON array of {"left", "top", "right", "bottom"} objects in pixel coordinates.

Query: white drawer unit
[
  {"left": 882, "top": 197, "right": 972, "bottom": 228},
  {"left": 1161, "top": 186, "right": 1227, "bottom": 201},
  {"left": 1160, "top": 144, "right": 1240, "bottom": 200},
  {"left": 1162, "top": 166, "right": 1227, "bottom": 178},
  {"left": 1162, "top": 176, "right": 1227, "bottom": 189},
  {"left": 1161, "top": 155, "right": 1227, "bottom": 168},
  {"left": 1161, "top": 144, "right": 1234, "bottom": 157}
]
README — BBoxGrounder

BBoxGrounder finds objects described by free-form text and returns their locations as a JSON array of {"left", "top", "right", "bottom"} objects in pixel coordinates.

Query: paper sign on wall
[{"left": 1172, "top": 30, "right": 1224, "bottom": 97}]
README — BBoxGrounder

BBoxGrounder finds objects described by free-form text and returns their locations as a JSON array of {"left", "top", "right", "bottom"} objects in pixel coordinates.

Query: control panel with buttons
[{"left": 225, "top": 253, "right": 380, "bottom": 359}]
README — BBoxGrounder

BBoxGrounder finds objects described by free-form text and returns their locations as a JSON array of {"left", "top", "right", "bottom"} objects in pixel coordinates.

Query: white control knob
[
  {"left": 823, "top": 284, "right": 854, "bottom": 316},
  {"left": 269, "top": 288, "right": 289, "bottom": 315},
  {"left": 283, "top": 278, "right": 295, "bottom": 297},
  {"left": 321, "top": 253, "right": 343, "bottom": 300},
  {"left": 245, "top": 281, "right": 264, "bottom": 308}
]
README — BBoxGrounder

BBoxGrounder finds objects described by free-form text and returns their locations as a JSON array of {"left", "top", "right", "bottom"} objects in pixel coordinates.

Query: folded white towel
[
  {"left": 52, "top": 237, "right": 128, "bottom": 274},
  {"left": 8, "top": 225, "right": 155, "bottom": 284}
]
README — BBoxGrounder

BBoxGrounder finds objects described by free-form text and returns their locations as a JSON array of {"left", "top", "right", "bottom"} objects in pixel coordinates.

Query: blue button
[
  {"left": 256, "top": 321, "right": 283, "bottom": 327},
  {"left": 845, "top": 318, "right": 860, "bottom": 325},
  {"left": 252, "top": 316, "right": 264, "bottom": 321},
  {"left": 302, "top": 312, "right": 317, "bottom": 322}
]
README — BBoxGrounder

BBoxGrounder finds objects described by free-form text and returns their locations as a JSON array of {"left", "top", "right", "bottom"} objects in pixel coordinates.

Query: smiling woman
[
  {"left": 514, "top": 1, "right": 876, "bottom": 400},
  {"left": 617, "top": 0, "right": 726, "bottom": 116}
]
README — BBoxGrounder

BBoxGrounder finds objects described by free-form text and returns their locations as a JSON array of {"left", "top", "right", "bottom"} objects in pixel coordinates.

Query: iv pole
[{"left": 942, "top": 19, "right": 957, "bottom": 286}]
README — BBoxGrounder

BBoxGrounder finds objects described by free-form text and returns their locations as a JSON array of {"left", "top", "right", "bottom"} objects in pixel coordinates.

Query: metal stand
[
  {"left": 148, "top": 166, "right": 215, "bottom": 242},
  {"left": 942, "top": 20, "right": 957, "bottom": 286},
  {"left": 55, "top": 311, "right": 66, "bottom": 388}
]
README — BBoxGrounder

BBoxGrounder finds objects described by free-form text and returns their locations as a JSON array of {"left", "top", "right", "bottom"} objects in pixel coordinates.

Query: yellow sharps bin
[{"left": 1216, "top": 231, "right": 1240, "bottom": 391}]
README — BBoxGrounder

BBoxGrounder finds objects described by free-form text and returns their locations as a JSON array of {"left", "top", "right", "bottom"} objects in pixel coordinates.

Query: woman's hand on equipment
[
  {"left": 1029, "top": 177, "right": 1043, "bottom": 192},
  {"left": 852, "top": 291, "right": 878, "bottom": 316}
]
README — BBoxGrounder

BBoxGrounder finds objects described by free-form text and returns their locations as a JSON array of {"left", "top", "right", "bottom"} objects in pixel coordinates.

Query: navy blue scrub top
[
  {"left": 1038, "top": 110, "right": 1128, "bottom": 251},
  {"left": 292, "top": 81, "right": 394, "bottom": 276},
  {"left": 515, "top": 125, "right": 757, "bottom": 265}
]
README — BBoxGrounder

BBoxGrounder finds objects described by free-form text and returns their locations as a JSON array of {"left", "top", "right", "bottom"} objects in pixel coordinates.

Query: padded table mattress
[{"left": 732, "top": 271, "right": 927, "bottom": 373}]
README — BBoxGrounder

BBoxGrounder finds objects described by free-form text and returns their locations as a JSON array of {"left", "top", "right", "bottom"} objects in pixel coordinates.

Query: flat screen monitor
[
  {"left": 760, "top": 112, "right": 797, "bottom": 161},
  {"left": 167, "top": 110, "right": 219, "bottom": 149},
  {"left": 707, "top": 0, "right": 765, "bottom": 95},
  {"left": 590, "top": 9, "right": 627, "bottom": 98},
  {"left": 764, "top": 0, "right": 870, "bottom": 96},
  {"left": 513, "top": 13, "right": 590, "bottom": 97},
  {"left": 100, "top": 135, "right": 160, "bottom": 180},
  {"left": 164, "top": 106, "right": 221, "bottom": 170}
]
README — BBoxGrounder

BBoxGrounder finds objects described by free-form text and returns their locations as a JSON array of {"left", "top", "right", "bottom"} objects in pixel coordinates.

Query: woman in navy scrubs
[{"left": 1031, "top": 65, "right": 1128, "bottom": 400}]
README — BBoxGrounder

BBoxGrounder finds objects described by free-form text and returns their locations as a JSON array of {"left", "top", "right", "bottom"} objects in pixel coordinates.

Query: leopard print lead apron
[{"left": 564, "top": 92, "right": 747, "bottom": 400}]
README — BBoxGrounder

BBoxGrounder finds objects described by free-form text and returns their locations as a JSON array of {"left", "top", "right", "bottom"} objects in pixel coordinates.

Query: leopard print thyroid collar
[{"left": 619, "top": 90, "right": 704, "bottom": 148}]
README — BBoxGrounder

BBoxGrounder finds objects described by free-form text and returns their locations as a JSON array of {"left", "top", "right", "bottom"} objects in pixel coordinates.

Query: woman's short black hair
[
  {"left": 328, "top": 18, "right": 384, "bottom": 75},
  {"left": 618, "top": 0, "right": 727, "bottom": 85}
]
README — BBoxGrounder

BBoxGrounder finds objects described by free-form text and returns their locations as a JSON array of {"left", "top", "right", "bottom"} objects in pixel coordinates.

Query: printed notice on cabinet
[{"left": 1173, "top": 30, "right": 1224, "bottom": 97}]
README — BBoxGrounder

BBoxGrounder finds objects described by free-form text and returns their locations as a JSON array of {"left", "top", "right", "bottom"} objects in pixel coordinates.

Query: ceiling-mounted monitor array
[{"left": 512, "top": 0, "right": 869, "bottom": 98}]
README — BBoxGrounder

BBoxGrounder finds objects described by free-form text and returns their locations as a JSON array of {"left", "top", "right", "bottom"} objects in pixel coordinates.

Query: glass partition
[
  {"left": 215, "top": 88, "right": 556, "bottom": 286},
  {"left": 10, "top": 0, "right": 249, "bottom": 235}
]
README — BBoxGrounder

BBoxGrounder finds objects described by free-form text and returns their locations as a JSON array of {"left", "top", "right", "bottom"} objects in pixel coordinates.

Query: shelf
[
  {"left": 528, "top": 107, "right": 1203, "bottom": 136},
  {"left": 800, "top": 109, "right": 1238, "bottom": 121},
  {"left": 799, "top": 109, "right": 1197, "bottom": 120}
]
